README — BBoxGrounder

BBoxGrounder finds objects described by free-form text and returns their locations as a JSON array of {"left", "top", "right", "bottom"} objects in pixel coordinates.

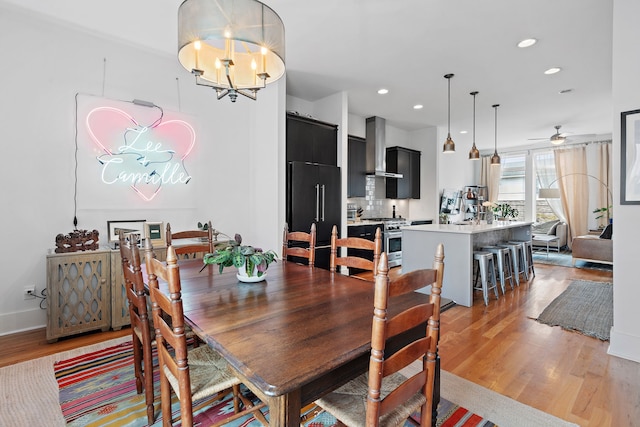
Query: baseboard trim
[
  {"left": 0, "top": 309, "right": 46, "bottom": 337},
  {"left": 608, "top": 327, "right": 640, "bottom": 363}
]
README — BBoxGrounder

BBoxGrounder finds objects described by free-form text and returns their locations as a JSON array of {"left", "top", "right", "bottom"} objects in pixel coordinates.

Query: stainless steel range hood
[{"left": 365, "top": 116, "right": 403, "bottom": 178}]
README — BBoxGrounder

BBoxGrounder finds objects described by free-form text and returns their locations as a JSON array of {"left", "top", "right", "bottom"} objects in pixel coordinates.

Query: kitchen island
[{"left": 402, "top": 221, "right": 532, "bottom": 307}]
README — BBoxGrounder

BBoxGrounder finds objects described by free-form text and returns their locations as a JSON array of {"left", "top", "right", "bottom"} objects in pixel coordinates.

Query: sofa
[
  {"left": 531, "top": 221, "right": 567, "bottom": 252},
  {"left": 572, "top": 223, "right": 613, "bottom": 265}
]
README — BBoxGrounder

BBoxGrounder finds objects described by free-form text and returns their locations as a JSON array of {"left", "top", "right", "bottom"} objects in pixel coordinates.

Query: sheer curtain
[
  {"left": 555, "top": 146, "right": 589, "bottom": 248},
  {"left": 597, "top": 142, "right": 613, "bottom": 228},
  {"left": 534, "top": 151, "right": 566, "bottom": 222},
  {"left": 480, "top": 156, "right": 501, "bottom": 203}
]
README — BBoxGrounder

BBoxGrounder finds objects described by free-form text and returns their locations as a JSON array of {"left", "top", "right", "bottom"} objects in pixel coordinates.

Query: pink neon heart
[{"left": 86, "top": 106, "right": 195, "bottom": 201}]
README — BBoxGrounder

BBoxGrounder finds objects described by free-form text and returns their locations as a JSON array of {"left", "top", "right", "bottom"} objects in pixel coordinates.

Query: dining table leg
[{"left": 267, "top": 389, "right": 302, "bottom": 427}]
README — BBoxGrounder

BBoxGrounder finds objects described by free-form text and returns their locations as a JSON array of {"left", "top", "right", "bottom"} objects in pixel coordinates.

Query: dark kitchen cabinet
[
  {"left": 286, "top": 113, "right": 338, "bottom": 166},
  {"left": 347, "top": 135, "right": 366, "bottom": 197},
  {"left": 386, "top": 146, "right": 421, "bottom": 199},
  {"left": 287, "top": 161, "right": 341, "bottom": 270},
  {"left": 286, "top": 113, "right": 340, "bottom": 270}
]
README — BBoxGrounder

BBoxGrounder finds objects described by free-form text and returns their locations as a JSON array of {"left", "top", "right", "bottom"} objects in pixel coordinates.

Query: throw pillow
[
  {"left": 599, "top": 223, "right": 612, "bottom": 239},
  {"left": 547, "top": 221, "right": 560, "bottom": 235},
  {"left": 532, "top": 220, "right": 559, "bottom": 235}
]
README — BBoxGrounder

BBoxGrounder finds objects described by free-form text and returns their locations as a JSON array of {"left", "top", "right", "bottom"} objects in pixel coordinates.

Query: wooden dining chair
[
  {"left": 316, "top": 245, "right": 445, "bottom": 427},
  {"left": 166, "top": 221, "right": 214, "bottom": 259},
  {"left": 144, "top": 241, "right": 268, "bottom": 427},
  {"left": 330, "top": 224, "right": 382, "bottom": 277},
  {"left": 282, "top": 222, "right": 316, "bottom": 266},
  {"left": 118, "top": 231, "right": 156, "bottom": 424}
]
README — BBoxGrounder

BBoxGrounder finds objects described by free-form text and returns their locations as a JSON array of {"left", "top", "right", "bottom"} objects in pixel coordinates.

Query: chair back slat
[
  {"left": 330, "top": 225, "right": 382, "bottom": 276},
  {"left": 365, "top": 244, "right": 445, "bottom": 426},
  {"left": 145, "top": 241, "right": 194, "bottom": 426},
  {"left": 118, "top": 230, "right": 156, "bottom": 423},
  {"left": 282, "top": 223, "right": 316, "bottom": 266},
  {"left": 166, "top": 221, "right": 214, "bottom": 258}
]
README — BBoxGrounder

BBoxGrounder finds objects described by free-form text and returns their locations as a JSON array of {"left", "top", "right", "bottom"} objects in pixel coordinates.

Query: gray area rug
[
  {"left": 532, "top": 250, "right": 612, "bottom": 271},
  {"left": 535, "top": 279, "right": 613, "bottom": 340}
]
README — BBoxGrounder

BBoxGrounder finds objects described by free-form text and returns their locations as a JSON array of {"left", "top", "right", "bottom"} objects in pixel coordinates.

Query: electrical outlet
[{"left": 24, "top": 285, "right": 36, "bottom": 300}]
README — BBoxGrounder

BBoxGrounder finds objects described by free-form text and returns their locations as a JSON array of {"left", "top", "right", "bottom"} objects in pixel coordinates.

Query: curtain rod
[{"left": 480, "top": 138, "right": 612, "bottom": 157}]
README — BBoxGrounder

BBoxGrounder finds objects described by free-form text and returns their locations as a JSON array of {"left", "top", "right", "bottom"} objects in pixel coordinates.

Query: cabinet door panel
[
  {"left": 348, "top": 136, "right": 366, "bottom": 197},
  {"left": 317, "top": 164, "right": 341, "bottom": 240},
  {"left": 386, "top": 147, "right": 420, "bottom": 199},
  {"left": 288, "top": 162, "right": 320, "bottom": 232},
  {"left": 286, "top": 117, "right": 313, "bottom": 163}
]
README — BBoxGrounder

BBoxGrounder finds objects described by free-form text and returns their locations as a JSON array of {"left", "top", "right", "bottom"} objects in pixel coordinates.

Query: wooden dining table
[{"left": 147, "top": 258, "right": 439, "bottom": 426}]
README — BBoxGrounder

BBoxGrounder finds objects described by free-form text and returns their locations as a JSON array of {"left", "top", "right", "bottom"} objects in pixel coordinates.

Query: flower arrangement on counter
[{"left": 491, "top": 202, "right": 519, "bottom": 220}]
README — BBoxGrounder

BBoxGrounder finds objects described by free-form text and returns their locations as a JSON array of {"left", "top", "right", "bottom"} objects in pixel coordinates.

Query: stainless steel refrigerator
[{"left": 286, "top": 161, "right": 341, "bottom": 269}]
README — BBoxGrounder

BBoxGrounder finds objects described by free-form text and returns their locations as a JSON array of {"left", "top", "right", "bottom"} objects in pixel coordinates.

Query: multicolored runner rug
[{"left": 54, "top": 340, "right": 496, "bottom": 426}]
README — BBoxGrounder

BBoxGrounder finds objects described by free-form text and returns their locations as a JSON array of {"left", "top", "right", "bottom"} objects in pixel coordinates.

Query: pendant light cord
[
  {"left": 472, "top": 93, "right": 476, "bottom": 145},
  {"left": 447, "top": 78, "right": 451, "bottom": 134},
  {"left": 493, "top": 104, "right": 499, "bottom": 151}
]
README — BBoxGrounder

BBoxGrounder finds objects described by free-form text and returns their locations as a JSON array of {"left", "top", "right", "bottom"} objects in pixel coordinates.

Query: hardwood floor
[{"left": 0, "top": 262, "right": 637, "bottom": 426}]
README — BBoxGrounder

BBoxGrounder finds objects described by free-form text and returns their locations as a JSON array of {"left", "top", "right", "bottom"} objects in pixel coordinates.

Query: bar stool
[
  {"left": 509, "top": 240, "right": 535, "bottom": 279},
  {"left": 481, "top": 246, "right": 515, "bottom": 294},
  {"left": 473, "top": 251, "right": 499, "bottom": 305},
  {"left": 496, "top": 243, "right": 521, "bottom": 286}
]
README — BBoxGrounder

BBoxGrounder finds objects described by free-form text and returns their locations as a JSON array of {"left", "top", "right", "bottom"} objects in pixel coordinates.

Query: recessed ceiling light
[
  {"left": 544, "top": 67, "right": 562, "bottom": 75},
  {"left": 460, "top": 130, "right": 468, "bottom": 134},
  {"left": 517, "top": 38, "right": 537, "bottom": 48},
  {"left": 413, "top": 104, "right": 423, "bottom": 110},
  {"left": 559, "top": 88, "right": 573, "bottom": 94},
  {"left": 377, "top": 88, "right": 389, "bottom": 95}
]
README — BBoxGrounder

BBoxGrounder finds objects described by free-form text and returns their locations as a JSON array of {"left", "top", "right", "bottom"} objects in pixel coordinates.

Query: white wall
[
  {"left": 0, "top": 5, "right": 284, "bottom": 335},
  {"left": 608, "top": 0, "right": 640, "bottom": 362}
]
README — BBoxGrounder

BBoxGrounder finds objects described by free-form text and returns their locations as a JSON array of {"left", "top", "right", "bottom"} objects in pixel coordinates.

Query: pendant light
[
  {"left": 442, "top": 73, "right": 456, "bottom": 153},
  {"left": 468, "top": 91, "right": 480, "bottom": 160},
  {"left": 490, "top": 104, "right": 501, "bottom": 165}
]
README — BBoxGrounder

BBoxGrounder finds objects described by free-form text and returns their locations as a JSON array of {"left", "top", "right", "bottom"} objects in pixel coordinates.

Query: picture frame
[
  {"left": 621, "top": 109, "right": 640, "bottom": 204},
  {"left": 107, "top": 220, "right": 146, "bottom": 245},
  {"left": 144, "top": 221, "right": 165, "bottom": 246}
]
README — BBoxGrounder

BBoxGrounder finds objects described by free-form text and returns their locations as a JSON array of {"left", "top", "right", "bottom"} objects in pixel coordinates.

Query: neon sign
[{"left": 86, "top": 106, "right": 195, "bottom": 201}]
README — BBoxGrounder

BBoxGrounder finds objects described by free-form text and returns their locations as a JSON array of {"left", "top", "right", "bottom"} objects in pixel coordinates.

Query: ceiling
[{"left": 4, "top": 0, "right": 614, "bottom": 150}]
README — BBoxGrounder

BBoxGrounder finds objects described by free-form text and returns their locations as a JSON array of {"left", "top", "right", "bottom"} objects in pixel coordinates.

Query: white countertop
[{"left": 402, "top": 221, "right": 532, "bottom": 235}]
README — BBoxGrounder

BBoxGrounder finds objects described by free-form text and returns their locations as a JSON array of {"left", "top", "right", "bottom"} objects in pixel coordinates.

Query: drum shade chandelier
[
  {"left": 178, "top": 0, "right": 286, "bottom": 102},
  {"left": 442, "top": 74, "right": 456, "bottom": 153},
  {"left": 468, "top": 91, "right": 480, "bottom": 160},
  {"left": 490, "top": 104, "right": 501, "bottom": 165}
]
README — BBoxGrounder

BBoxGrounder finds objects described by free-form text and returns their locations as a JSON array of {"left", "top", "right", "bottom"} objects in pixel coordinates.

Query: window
[
  {"left": 497, "top": 154, "right": 525, "bottom": 220},
  {"left": 533, "top": 150, "right": 560, "bottom": 223}
]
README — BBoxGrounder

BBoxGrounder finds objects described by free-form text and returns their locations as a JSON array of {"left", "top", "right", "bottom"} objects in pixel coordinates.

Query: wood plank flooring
[{"left": 1, "top": 262, "right": 637, "bottom": 426}]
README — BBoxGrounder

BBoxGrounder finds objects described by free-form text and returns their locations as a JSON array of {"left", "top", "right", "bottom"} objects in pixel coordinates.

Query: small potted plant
[
  {"left": 592, "top": 205, "right": 613, "bottom": 228},
  {"left": 203, "top": 234, "right": 277, "bottom": 282},
  {"left": 492, "top": 203, "right": 519, "bottom": 220}
]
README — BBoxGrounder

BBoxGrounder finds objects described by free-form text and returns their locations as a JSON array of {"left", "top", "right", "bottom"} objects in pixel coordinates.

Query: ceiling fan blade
[{"left": 527, "top": 137, "right": 549, "bottom": 141}]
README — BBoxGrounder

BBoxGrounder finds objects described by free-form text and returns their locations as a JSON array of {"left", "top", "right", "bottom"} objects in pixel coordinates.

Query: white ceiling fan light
[{"left": 550, "top": 125, "right": 567, "bottom": 144}]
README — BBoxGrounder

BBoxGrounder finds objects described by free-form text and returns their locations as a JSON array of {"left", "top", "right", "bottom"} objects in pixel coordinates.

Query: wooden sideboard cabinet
[
  {"left": 47, "top": 245, "right": 198, "bottom": 340},
  {"left": 46, "top": 249, "right": 111, "bottom": 342}
]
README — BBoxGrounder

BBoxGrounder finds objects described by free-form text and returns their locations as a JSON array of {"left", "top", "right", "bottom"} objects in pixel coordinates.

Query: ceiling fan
[{"left": 529, "top": 125, "right": 570, "bottom": 145}]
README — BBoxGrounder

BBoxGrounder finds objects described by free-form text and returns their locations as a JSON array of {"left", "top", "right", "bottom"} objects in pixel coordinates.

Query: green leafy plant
[
  {"left": 592, "top": 205, "right": 613, "bottom": 224},
  {"left": 203, "top": 234, "right": 277, "bottom": 277},
  {"left": 492, "top": 203, "right": 519, "bottom": 219}
]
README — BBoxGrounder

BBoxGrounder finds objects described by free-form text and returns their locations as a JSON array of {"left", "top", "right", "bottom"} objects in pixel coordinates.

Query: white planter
[{"left": 236, "top": 262, "right": 267, "bottom": 283}]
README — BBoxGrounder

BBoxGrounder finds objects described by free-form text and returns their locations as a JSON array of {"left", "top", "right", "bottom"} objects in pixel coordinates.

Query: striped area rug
[{"left": 54, "top": 341, "right": 496, "bottom": 426}]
